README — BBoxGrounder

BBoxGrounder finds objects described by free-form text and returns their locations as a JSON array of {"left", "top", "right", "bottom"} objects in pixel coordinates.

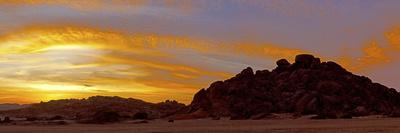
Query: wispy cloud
[
  {"left": 386, "top": 26, "right": 400, "bottom": 50},
  {"left": 1, "top": 24, "right": 400, "bottom": 103},
  {"left": 1, "top": 0, "right": 400, "bottom": 103}
]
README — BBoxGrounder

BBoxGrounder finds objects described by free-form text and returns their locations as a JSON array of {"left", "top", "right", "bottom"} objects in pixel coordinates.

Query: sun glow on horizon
[
  {"left": 27, "top": 83, "right": 90, "bottom": 91},
  {"left": 0, "top": 18, "right": 399, "bottom": 104}
]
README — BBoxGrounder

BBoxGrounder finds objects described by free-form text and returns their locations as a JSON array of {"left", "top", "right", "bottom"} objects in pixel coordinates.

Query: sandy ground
[{"left": 0, "top": 118, "right": 399, "bottom": 133}]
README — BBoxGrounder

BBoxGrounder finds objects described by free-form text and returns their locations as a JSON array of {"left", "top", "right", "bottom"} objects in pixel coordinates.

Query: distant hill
[
  {"left": 0, "top": 104, "right": 30, "bottom": 111},
  {"left": 0, "top": 96, "right": 184, "bottom": 121},
  {"left": 178, "top": 54, "right": 400, "bottom": 119}
]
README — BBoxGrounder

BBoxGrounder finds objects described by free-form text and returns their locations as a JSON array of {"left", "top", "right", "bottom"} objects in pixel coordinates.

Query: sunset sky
[{"left": 0, "top": 0, "right": 400, "bottom": 104}]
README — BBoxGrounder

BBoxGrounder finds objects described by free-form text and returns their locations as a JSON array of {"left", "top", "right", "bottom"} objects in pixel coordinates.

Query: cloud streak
[
  {"left": 337, "top": 27, "right": 400, "bottom": 72},
  {"left": 0, "top": 25, "right": 314, "bottom": 103},
  {"left": 0, "top": 24, "right": 399, "bottom": 104}
]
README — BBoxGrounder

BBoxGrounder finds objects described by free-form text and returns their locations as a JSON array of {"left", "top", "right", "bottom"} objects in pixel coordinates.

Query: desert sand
[{"left": 0, "top": 117, "right": 399, "bottom": 133}]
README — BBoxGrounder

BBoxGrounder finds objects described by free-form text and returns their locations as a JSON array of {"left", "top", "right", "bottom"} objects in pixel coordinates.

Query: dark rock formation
[
  {"left": 2, "top": 117, "right": 11, "bottom": 123},
  {"left": 0, "top": 96, "right": 185, "bottom": 121},
  {"left": 48, "top": 115, "right": 64, "bottom": 121},
  {"left": 47, "top": 121, "right": 68, "bottom": 125},
  {"left": 84, "top": 111, "right": 121, "bottom": 124},
  {"left": 276, "top": 59, "right": 290, "bottom": 67},
  {"left": 133, "top": 112, "right": 148, "bottom": 120},
  {"left": 182, "top": 54, "right": 400, "bottom": 119},
  {"left": 26, "top": 117, "right": 38, "bottom": 121}
]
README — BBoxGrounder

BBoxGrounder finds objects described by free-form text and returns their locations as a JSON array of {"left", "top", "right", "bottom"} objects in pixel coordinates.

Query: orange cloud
[
  {"left": 337, "top": 41, "right": 391, "bottom": 71},
  {"left": 0, "top": 25, "right": 316, "bottom": 104},
  {"left": 1, "top": 24, "right": 400, "bottom": 104},
  {"left": 231, "top": 43, "right": 312, "bottom": 62},
  {"left": 335, "top": 26, "right": 400, "bottom": 72},
  {"left": 0, "top": 25, "right": 314, "bottom": 62},
  {"left": 386, "top": 27, "right": 400, "bottom": 50}
]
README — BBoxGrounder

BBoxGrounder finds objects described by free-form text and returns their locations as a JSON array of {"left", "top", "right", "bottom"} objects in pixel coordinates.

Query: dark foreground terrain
[{"left": 0, "top": 117, "right": 399, "bottom": 133}]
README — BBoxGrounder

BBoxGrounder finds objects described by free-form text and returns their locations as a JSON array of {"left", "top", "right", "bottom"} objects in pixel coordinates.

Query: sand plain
[{"left": 0, "top": 117, "right": 399, "bottom": 133}]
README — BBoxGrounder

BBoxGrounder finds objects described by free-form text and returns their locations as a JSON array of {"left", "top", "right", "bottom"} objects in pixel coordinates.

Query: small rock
[
  {"left": 48, "top": 115, "right": 64, "bottom": 120},
  {"left": 132, "top": 120, "right": 149, "bottom": 124},
  {"left": 26, "top": 117, "right": 38, "bottom": 121},
  {"left": 212, "top": 116, "right": 221, "bottom": 120},
  {"left": 353, "top": 106, "right": 368, "bottom": 116},
  {"left": 3, "top": 117, "right": 11, "bottom": 123},
  {"left": 235, "top": 67, "right": 254, "bottom": 79}
]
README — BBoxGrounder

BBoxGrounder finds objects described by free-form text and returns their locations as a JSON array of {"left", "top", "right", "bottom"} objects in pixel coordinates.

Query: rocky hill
[
  {"left": 179, "top": 54, "right": 400, "bottom": 119},
  {"left": 0, "top": 104, "right": 30, "bottom": 111},
  {"left": 0, "top": 96, "right": 184, "bottom": 122}
]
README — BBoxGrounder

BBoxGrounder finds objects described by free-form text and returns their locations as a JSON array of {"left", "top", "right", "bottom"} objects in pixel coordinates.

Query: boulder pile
[{"left": 182, "top": 54, "right": 400, "bottom": 119}]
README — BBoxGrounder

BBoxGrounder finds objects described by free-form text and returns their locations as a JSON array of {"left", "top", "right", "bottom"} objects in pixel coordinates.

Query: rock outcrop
[
  {"left": 182, "top": 54, "right": 400, "bottom": 119},
  {"left": 0, "top": 96, "right": 185, "bottom": 122}
]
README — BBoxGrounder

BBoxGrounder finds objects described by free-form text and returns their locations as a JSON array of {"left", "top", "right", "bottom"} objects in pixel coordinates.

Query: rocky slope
[
  {"left": 0, "top": 96, "right": 184, "bottom": 122},
  {"left": 180, "top": 54, "right": 400, "bottom": 119}
]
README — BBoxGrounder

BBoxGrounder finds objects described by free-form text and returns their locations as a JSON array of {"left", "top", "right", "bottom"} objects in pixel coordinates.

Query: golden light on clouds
[
  {"left": 386, "top": 27, "right": 400, "bottom": 50},
  {"left": 0, "top": 24, "right": 399, "bottom": 104},
  {"left": 232, "top": 43, "right": 311, "bottom": 62},
  {"left": 337, "top": 41, "right": 391, "bottom": 71},
  {"left": 0, "top": 25, "right": 302, "bottom": 103},
  {"left": 0, "top": 25, "right": 233, "bottom": 103},
  {"left": 336, "top": 26, "right": 400, "bottom": 72}
]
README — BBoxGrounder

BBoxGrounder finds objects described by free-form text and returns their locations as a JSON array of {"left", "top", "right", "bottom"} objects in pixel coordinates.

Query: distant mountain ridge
[
  {"left": 0, "top": 96, "right": 185, "bottom": 121},
  {"left": 0, "top": 104, "right": 30, "bottom": 111},
  {"left": 178, "top": 54, "right": 400, "bottom": 119}
]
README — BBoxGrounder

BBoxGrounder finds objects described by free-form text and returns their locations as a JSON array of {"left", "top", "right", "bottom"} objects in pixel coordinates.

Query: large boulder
[
  {"left": 294, "top": 54, "right": 320, "bottom": 68},
  {"left": 234, "top": 67, "right": 254, "bottom": 79},
  {"left": 276, "top": 59, "right": 290, "bottom": 67}
]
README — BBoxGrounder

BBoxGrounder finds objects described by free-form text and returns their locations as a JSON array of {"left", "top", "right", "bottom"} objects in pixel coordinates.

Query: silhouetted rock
[
  {"left": 81, "top": 111, "right": 121, "bottom": 124},
  {"left": 180, "top": 54, "right": 400, "bottom": 119},
  {"left": 26, "top": 117, "right": 38, "bottom": 121},
  {"left": 0, "top": 96, "right": 185, "bottom": 121},
  {"left": 235, "top": 67, "right": 254, "bottom": 79},
  {"left": 3, "top": 117, "right": 11, "bottom": 123},
  {"left": 133, "top": 112, "right": 148, "bottom": 120},
  {"left": 276, "top": 59, "right": 290, "bottom": 67},
  {"left": 212, "top": 116, "right": 221, "bottom": 120},
  {"left": 47, "top": 121, "right": 68, "bottom": 125},
  {"left": 155, "top": 100, "right": 185, "bottom": 118},
  {"left": 389, "top": 109, "right": 400, "bottom": 117},
  {"left": 353, "top": 106, "right": 368, "bottom": 116},
  {"left": 48, "top": 115, "right": 64, "bottom": 121}
]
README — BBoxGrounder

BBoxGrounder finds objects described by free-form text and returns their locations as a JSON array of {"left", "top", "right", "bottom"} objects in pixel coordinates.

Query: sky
[{"left": 0, "top": 0, "right": 400, "bottom": 104}]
